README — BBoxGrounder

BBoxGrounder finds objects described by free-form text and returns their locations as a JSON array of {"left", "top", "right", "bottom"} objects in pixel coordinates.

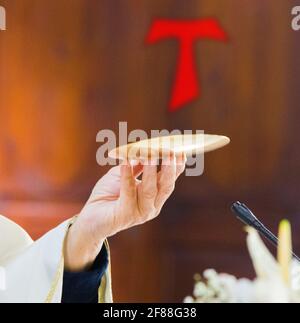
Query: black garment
[{"left": 61, "top": 245, "right": 109, "bottom": 303}]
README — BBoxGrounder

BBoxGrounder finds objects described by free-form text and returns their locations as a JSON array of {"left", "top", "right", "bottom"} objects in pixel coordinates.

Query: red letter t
[{"left": 146, "top": 19, "right": 228, "bottom": 112}]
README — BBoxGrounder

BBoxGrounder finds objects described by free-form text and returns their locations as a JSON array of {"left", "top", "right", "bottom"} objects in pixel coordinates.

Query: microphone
[{"left": 231, "top": 201, "right": 300, "bottom": 262}]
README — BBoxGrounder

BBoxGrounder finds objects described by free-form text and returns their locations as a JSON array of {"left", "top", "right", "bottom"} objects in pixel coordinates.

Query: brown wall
[{"left": 1, "top": 0, "right": 300, "bottom": 302}]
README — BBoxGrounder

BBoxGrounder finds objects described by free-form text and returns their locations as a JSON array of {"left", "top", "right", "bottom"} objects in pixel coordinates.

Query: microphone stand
[{"left": 231, "top": 201, "right": 300, "bottom": 262}]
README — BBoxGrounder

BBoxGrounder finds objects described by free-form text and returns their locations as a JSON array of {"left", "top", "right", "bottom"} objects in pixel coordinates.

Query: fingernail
[
  {"left": 148, "top": 158, "right": 159, "bottom": 166},
  {"left": 177, "top": 153, "right": 187, "bottom": 165},
  {"left": 121, "top": 159, "right": 131, "bottom": 167},
  {"left": 162, "top": 156, "right": 172, "bottom": 166},
  {"left": 130, "top": 159, "right": 140, "bottom": 166}
]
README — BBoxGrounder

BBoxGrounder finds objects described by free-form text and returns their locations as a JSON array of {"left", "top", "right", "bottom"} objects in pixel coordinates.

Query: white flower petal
[{"left": 246, "top": 228, "right": 279, "bottom": 279}]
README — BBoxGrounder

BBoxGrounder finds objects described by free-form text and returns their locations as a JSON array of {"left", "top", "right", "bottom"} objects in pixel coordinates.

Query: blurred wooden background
[{"left": 1, "top": 0, "right": 300, "bottom": 302}]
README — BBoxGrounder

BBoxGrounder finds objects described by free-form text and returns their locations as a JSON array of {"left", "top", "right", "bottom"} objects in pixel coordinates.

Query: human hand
[{"left": 64, "top": 153, "right": 186, "bottom": 271}]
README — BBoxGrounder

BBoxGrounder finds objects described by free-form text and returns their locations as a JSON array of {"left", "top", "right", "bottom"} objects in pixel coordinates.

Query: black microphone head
[
  {"left": 231, "top": 202, "right": 300, "bottom": 262},
  {"left": 231, "top": 201, "right": 260, "bottom": 228}
]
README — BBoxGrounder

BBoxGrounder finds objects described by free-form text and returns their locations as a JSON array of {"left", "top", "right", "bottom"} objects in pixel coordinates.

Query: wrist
[{"left": 64, "top": 219, "right": 104, "bottom": 272}]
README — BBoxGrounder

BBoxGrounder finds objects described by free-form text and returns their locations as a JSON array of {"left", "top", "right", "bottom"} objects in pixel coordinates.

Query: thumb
[
  {"left": 90, "top": 165, "right": 122, "bottom": 199},
  {"left": 89, "top": 163, "right": 144, "bottom": 200}
]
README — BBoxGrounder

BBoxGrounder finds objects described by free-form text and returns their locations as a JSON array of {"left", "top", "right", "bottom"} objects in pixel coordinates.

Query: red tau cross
[{"left": 146, "top": 19, "right": 228, "bottom": 112}]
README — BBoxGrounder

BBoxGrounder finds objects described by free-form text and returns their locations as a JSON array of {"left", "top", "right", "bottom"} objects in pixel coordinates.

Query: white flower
[
  {"left": 193, "top": 281, "right": 208, "bottom": 298},
  {"left": 183, "top": 296, "right": 194, "bottom": 303},
  {"left": 184, "top": 222, "right": 300, "bottom": 303}
]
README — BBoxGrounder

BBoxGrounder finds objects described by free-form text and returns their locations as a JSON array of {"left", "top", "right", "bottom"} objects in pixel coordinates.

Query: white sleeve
[
  {"left": 0, "top": 217, "right": 72, "bottom": 303},
  {"left": 0, "top": 216, "right": 113, "bottom": 303}
]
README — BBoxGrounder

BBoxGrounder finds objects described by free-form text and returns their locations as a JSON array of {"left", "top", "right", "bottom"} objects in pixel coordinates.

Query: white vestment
[{"left": 0, "top": 215, "right": 112, "bottom": 303}]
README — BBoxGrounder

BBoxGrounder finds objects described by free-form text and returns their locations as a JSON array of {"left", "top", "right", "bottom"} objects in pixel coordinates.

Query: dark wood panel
[{"left": 0, "top": 0, "right": 299, "bottom": 302}]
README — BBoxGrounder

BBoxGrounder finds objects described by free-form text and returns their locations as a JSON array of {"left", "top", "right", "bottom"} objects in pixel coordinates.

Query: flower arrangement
[{"left": 184, "top": 220, "right": 300, "bottom": 303}]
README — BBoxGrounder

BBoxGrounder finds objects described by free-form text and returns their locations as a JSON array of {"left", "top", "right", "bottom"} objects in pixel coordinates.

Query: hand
[{"left": 64, "top": 153, "right": 186, "bottom": 271}]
